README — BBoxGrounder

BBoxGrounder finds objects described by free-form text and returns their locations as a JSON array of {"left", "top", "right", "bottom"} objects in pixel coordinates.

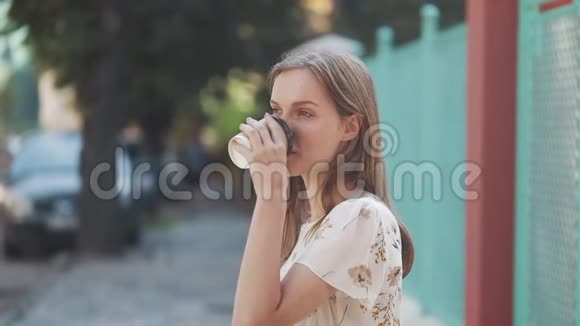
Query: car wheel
[{"left": 4, "top": 224, "right": 53, "bottom": 259}]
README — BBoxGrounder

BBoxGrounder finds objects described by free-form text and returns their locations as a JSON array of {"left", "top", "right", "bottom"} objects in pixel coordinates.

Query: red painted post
[{"left": 465, "top": 0, "right": 518, "bottom": 325}]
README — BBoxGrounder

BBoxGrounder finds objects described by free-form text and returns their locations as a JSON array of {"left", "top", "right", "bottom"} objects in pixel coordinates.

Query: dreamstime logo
[
  {"left": 363, "top": 121, "right": 399, "bottom": 157},
  {"left": 89, "top": 147, "right": 196, "bottom": 201},
  {"left": 88, "top": 122, "right": 482, "bottom": 202},
  {"left": 391, "top": 160, "right": 481, "bottom": 201}
]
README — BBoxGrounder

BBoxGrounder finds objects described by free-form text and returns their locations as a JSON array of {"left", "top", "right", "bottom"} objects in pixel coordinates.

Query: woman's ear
[{"left": 341, "top": 114, "right": 362, "bottom": 142}]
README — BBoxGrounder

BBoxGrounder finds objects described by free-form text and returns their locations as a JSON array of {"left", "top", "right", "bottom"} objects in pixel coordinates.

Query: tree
[{"left": 7, "top": 0, "right": 308, "bottom": 256}]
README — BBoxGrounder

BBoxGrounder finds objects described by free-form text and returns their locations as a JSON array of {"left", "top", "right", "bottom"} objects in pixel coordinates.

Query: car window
[{"left": 10, "top": 132, "right": 82, "bottom": 182}]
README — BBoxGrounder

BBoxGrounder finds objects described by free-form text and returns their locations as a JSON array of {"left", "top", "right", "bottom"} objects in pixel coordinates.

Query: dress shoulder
[{"left": 294, "top": 192, "right": 402, "bottom": 307}]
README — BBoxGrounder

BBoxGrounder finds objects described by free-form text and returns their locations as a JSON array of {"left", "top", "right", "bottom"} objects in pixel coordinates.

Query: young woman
[{"left": 231, "top": 49, "right": 414, "bottom": 326}]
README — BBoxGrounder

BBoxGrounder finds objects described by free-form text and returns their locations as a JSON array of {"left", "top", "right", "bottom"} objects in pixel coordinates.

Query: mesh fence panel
[{"left": 527, "top": 12, "right": 580, "bottom": 326}]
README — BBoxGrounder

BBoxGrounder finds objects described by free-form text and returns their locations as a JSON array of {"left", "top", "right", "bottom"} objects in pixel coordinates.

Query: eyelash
[{"left": 271, "top": 108, "right": 313, "bottom": 117}]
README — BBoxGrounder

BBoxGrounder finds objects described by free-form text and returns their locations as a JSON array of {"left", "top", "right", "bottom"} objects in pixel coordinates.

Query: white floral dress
[{"left": 280, "top": 191, "right": 403, "bottom": 326}]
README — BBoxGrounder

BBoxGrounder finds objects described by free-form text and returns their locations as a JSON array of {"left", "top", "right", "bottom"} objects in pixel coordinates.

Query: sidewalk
[
  {"left": 5, "top": 202, "right": 248, "bottom": 326},
  {"left": 3, "top": 197, "right": 442, "bottom": 326},
  {"left": 0, "top": 236, "right": 72, "bottom": 325}
]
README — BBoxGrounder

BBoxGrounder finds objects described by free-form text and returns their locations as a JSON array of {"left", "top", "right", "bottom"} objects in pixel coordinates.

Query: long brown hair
[{"left": 268, "top": 48, "right": 414, "bottom": 278}]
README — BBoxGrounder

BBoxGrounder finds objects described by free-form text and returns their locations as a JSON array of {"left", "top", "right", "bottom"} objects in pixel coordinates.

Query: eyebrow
[{"left": 269, "top": 99, "right": 319, "bottom": 108}]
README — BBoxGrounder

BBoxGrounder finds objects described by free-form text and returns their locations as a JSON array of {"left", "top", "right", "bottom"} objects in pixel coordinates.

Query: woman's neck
[{"left": 302, "top": 174, "right": 364, "bottom": 223}]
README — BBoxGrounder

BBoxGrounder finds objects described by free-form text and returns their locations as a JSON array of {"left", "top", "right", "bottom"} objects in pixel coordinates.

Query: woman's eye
[{"left": 270, "top": 108, "right": 312, "bottom": 117}]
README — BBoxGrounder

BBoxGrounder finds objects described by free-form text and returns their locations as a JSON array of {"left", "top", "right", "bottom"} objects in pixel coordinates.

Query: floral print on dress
[
  {"left": 348, "top": 265, "right": 373, "bottom": 289},
  {"left": 358, "top": 290, "right": 401, "bottom": 326},
  {"left": 373, "top": 293, "right": 400, "bottom": 326},
  {"left": 329, "top": 293, "right": 337, "bottom": 304},
  {"left": 314, "top": 218, "right": 334, "bottom": 240},
  {"left": 392, "top": 238, "right": 401, "bottom": 251},
  {"left": 386, "top": 266, "right": 401, "bottom": 288},
  {"left": 281, "top": 192, "right": 403, "bottom": 326},
  {"left": 385, "top": 222, "right": 401, "bottom": 251},
  {"left": 370, "top": 223, "right": 387, "bottom": 264},
  {"left": 358, "top": 206, "right": 372, "bottom": 219}
]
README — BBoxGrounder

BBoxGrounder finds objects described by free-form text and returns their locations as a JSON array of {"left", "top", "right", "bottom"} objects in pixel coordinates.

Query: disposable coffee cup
[{"left": 228, "top": 115, "right": 294, "bottom": 169}]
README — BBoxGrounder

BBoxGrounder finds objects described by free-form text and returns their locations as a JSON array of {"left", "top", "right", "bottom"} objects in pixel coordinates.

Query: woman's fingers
[
  {"left": 239, "top": 122, "right": 262, "bottom": 151},
  {"left": 246, "top": 116, "right": 273, "bottom": 146}
]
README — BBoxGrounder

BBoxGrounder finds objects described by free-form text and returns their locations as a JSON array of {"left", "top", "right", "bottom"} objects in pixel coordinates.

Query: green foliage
[
  {"left": 6, "top": 0, "right": 307, "bottom": 141},
  {"left": 199, "top": 68, "right": 266, "bottom": 153}
]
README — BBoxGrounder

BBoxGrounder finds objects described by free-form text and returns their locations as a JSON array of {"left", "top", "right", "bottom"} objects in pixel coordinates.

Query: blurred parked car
[{"left": 0, "top": 131, "right": 138, "bottom": 259}]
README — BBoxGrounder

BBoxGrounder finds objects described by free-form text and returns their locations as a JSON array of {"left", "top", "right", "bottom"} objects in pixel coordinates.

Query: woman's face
[{"left": 270, "top": 68, "right": 355, "bottom": 178}]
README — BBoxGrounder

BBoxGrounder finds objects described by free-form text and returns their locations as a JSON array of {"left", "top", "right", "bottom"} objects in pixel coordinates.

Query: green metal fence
[
  {"left": 363, "top": 5, "right": 466, "bottom": 326},
  {"left": 514, "top": 1, "right": 580, "bottom": 326}
]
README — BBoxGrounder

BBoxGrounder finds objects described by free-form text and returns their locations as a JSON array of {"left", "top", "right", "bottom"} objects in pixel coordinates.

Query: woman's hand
[{"left": 233, "top": 112, "right": 289, "bottom": 199}]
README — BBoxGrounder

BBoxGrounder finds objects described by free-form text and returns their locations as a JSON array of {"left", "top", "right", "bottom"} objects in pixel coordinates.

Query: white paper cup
[
  {"left": 228, "top": 116, "right": 294, "bottom": 170},
  {"left": 228, "top": 134, "right": 252, "bottom": 169}
]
